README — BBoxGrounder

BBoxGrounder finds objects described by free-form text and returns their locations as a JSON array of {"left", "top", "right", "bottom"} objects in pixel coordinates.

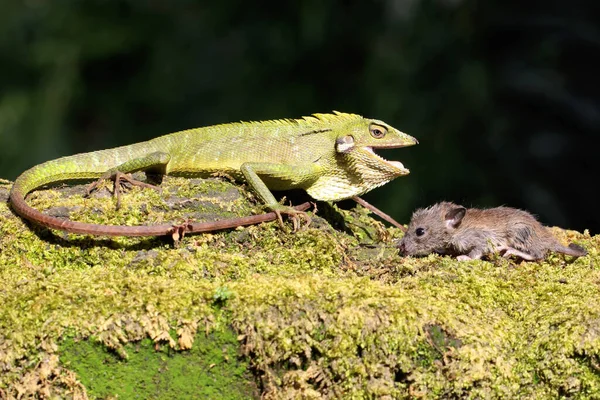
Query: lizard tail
[
  {"left": 9, "top": 154, "right": 175, "bottom": 236},
  {"left": 10, "top": 154, "right": 312, "bottom": 237},
  {"left": 11, "top": 181, "right": 311, "bottom": 237},
  {"left": 10, "top": 189, "right": 174, "bottom": 236}
]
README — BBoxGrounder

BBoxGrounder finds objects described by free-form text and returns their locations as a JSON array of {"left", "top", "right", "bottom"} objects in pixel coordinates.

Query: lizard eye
[
  {"left": 369, "top": 124, "right": 387, "bottom": 139},
  {"left": 415, "top": 227, "right": 425, "bottom": 237}
]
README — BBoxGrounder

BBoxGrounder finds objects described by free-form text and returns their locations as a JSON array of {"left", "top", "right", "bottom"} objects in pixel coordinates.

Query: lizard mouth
[{"left": 364, "top": 146, "right": 410, "bottom": 173}]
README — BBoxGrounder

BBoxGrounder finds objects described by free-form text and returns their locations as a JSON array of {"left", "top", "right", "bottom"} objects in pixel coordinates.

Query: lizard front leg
[
  {"left": 240, "top": 162, "right": 319, "bottom": 230},
  {"left": 86, "top": 151, "right": 171, "bottom": 209}
]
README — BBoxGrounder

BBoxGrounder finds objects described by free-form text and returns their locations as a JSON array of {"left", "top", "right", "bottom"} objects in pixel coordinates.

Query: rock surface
[{"left": 0, "top": 176, "right": 598, "bottom": 399}]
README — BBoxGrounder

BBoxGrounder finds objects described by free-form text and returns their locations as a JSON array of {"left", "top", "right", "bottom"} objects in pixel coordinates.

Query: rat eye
[
  {"left": 415, "top": 227, "right": 425, "bottom": 237},
  {"left": 369, "top": 124, "right": 387, "bottom": 138}
]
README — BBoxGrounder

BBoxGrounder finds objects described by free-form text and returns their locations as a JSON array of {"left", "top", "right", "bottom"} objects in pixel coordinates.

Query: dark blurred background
[{"left": 1, "top": 0, "right": 598, "bottom": 232}]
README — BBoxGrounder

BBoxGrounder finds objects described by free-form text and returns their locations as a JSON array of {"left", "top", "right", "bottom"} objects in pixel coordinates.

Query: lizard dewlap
[{"left": 10, "top": 111, "right": 417, "bottom": 237}]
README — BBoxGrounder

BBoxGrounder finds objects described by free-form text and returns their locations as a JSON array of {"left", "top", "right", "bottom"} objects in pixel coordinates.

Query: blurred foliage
[{"left": 0, "top": 0, "right": 597, "bottom": 231}]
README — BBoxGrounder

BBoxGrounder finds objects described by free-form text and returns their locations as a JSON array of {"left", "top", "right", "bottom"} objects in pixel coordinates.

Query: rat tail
[{"left": 553, "top": 243, "right": 587, "bottom": 257}]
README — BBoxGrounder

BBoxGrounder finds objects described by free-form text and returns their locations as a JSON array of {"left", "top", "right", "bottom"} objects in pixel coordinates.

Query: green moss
[
  {"left": 60, "top": 330, "right": 259, "bottom": 399},
  {"left": 1, "top": 177, "right": 600, "bottom": 398}
]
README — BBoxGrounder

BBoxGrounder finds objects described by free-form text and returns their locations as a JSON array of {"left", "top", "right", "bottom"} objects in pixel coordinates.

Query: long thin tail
[
  {"left": 8, "top": 148, "right": 167, "bottom": 236},
  {"left": 554, "top": 242, "right": 587, "bottom": 257},
  {"left": 9, "top": 164, "right": 173, "bottom": 236},
  {"left": 9, "top": 154, "right": 311, "bottom": 237},
  {"left": 10, "top": 187, "right": 174, "bottom": 236}
]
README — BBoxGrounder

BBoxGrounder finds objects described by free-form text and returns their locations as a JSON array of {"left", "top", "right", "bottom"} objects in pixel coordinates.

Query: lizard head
[
  {"left": 333, "top": 112, "right": 417, "bottom": 187},
  {"left": 302, "top": 111, "right": 417, "bottom": 201}
]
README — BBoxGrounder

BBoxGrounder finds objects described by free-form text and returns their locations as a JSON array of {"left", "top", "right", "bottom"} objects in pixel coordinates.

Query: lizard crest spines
[{"left": 223, "top": 111, "right": 362, "bottom": 130}]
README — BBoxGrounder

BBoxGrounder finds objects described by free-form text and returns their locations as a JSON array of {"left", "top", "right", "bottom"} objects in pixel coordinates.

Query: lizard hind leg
[{"left": 85, "top": 151, "right": 171, "bottom": 209}]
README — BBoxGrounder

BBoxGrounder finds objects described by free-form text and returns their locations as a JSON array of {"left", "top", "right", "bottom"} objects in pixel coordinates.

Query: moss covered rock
[{"left": 0, "top": 176, "right": 598, "bottom": 399}]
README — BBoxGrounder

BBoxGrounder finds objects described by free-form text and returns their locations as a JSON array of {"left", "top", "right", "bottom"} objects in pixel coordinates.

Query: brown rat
[{"left": 397, "top": 202, "right": 587, "bottom": 261}]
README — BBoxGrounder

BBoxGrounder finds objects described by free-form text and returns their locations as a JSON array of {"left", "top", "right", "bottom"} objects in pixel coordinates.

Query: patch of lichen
[{"left": 1, "top": 178, "right": 600, "bottom": 399}]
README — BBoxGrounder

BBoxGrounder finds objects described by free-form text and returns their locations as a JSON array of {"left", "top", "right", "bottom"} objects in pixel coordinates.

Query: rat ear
[{"left": 444, "top": 206, "right": 466, "bottom": 229}]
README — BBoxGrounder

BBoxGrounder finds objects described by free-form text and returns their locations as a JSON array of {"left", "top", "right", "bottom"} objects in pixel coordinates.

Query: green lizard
[{"left": 9, "top": 111, "right": 417, "bottom": 237}]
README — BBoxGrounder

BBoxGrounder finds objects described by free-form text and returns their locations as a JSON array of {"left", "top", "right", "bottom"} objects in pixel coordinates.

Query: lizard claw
[
  {"left": 272, "top": 205, "right": 311, "bottom": 232},
  {"left": 85, "top": 171, "right": 159, "bottom": 209},
  {"left": 169, "top": 220, "right": 193, "bottom": 245}
]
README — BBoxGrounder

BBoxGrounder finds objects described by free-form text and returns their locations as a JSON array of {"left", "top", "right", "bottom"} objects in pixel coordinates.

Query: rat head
[{"left": 398, "top": 202, "right": 466, "bottom": 256}]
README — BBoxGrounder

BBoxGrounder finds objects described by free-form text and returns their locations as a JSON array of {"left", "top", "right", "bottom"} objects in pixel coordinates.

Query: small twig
[{"left": 352, "top": 196, "right": 406, "bottom": 232}]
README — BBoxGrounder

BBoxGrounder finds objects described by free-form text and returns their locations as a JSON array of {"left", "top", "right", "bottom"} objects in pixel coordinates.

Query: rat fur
[{"left": 397, "top": 202, "right": 587, "bottom": 261}]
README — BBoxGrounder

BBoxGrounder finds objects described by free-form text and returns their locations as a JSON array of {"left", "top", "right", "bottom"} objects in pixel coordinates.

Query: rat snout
[{"left": 396, "top": 240, "right": 407, "bottom": 255}]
